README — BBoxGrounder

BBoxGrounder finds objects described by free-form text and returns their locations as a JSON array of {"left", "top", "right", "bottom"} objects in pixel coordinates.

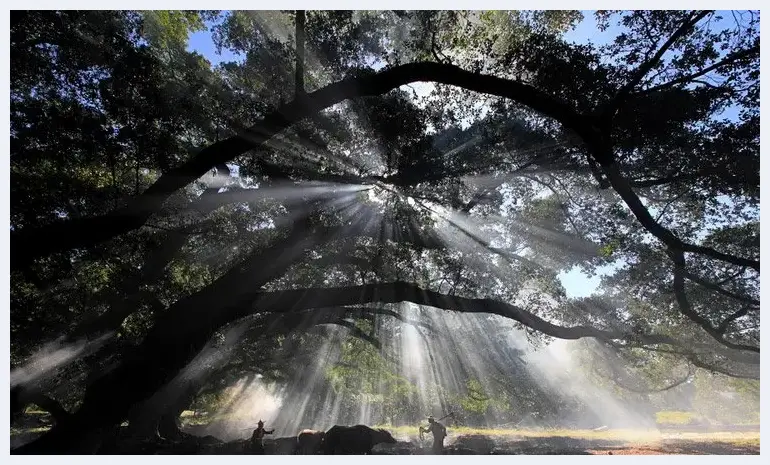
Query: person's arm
[{"left": 267, "top": 429, "right": 274, "bottom": 434}]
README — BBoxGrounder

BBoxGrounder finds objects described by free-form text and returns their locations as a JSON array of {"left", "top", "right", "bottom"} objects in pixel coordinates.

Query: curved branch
[
  {"left": 369, "top": 310, "right": 436, "bottom": 334},
  {"left": 717, "top": 306, "right": 751, "bottom": 335},
  {"left": 330, "top": 319, "right": 381, "bottom": 349},
  {"left": 683, "top": 270, "right": 759, "bottom": 306},
  {"left": 670, "top": 251, "right": 759, "bottom": 353},
  {"left": 11, "top": 61, "right": 589, "bottom": 269},
  {"left": 607, "top": 341, "right": 758, "bottom": 379},
  {"left": 600, "top": 162, "right": 759, "bottom": 271},
  {"left": 686, "top": 354, "right": 758, "bottom": 380},
  {"left": 234, "top": 282, "right": 753, "bottom": 366},
  {"left": 599, "top": 364, "right": 693, "bottom": 394}
]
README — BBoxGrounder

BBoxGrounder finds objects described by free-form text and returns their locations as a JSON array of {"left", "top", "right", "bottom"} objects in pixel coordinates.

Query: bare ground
[
  {"left": 436, "top": 433, "right": 760, "bottom": 455},
  {"left": 11, "top": 426, "right": 760, "bottom": 455}
]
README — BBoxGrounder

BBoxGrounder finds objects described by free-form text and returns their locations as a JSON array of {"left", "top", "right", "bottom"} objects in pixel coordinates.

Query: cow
[
  {"left": 321, "top": 425, "right": 397, "bottom": 455},
  {"left": 297, "top": 429, "right": 325, "bottom": 454},
  {"left": 263, "top": 436, "right": 299, "bottom": 455}
]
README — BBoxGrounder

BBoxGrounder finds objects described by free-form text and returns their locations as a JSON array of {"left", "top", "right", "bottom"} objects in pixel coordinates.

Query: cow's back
[
  {"left": 323, "top": 425, "right": 376, "bottom": 454},
  {"left": 297, "top": 429, "right": 324, "bottom": 455}
]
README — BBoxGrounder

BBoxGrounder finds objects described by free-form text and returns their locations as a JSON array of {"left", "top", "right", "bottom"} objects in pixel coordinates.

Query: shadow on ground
[{"left": 11, "top": 428, "right": 760, "bottom": 455}]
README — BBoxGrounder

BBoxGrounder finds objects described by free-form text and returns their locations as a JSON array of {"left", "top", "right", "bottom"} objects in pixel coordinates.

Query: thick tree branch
[
  {"left": 670, "top": 251, "right": 759, "bottom": 353},
  {"left": 330, "top": 319, "right": 381, "bottom": 349},
  {"left": 11, "top": 61, "right": 590, "bottom": 269},
  {"left": 683, "top": 270, "right": 759, "bottom": 306},
  {"left": 244, "top": 281, "right": 610, "bottom": 338},
  {"left": 233, "top": 282, "right": 749, "bottom": 364},
  {"left": 600, "top": 162, "right": 759, "bottom": 271},
  {"left": 686, "top": 354, "right": 758, "bottom": 380},
  {"left": 717, "top": 306, "right": 751, "bottom": 335},
  {"left": 597, "top": 364, "right": 693, "bottom": 394},
  {"left": 608, "top": 342, "right": 757, "bottom": 379}
]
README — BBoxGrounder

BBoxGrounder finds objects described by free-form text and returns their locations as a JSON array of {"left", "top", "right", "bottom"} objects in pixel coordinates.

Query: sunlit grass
[
  {"left": 10, "top": 426, "right": 51, "bottom": 436},
  {"left": 660, "top": 431, "right": 759, "bottom": 445},
  {"left": 373, "top": 425, "right": 760, "bottom": 445},
  {"left": 378, "top": 425, "right": 660, "bottom": 440},
  {"left": 23, "top": 406, "right": 48, "bottom": 415},
  {"left": 656, "top": 411, "right": 699, "bottom": 425}
]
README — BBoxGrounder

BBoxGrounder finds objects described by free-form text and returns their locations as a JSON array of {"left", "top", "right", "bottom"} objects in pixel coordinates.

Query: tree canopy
[{"left": 9, "top": 10, "right": 759, "bottom": 453}]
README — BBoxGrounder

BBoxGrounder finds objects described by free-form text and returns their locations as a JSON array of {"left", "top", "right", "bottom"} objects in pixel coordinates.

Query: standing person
[
  {"left": 419, "top": 416, "right": 447, "bottom": 454},
  {"left": 250, "top": 420, "right": 275, "bottom": 454}
]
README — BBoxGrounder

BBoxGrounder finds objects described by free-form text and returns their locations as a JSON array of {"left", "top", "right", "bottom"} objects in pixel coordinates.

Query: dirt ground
[
  {"left": 11, "top": 427, "right": 760, "bottom": 455},
  {"left": 435, "top": 433, "right": 760, "bottom": 455},
  {"left": 190, "top": 428, "right": 760, "bottom": 455}
]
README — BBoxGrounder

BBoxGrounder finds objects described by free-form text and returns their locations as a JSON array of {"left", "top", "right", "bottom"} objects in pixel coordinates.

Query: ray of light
[{"left": 11, "top": 333, "right": 114, "bottom": 388}]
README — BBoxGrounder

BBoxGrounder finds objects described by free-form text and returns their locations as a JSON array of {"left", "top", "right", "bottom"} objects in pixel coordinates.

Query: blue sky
[
  {"left": 187, "top": 16, "right": 241, "bottom": 66},
  {"left": 184, "top": 11, "right": 739, "bottom": 300},
  {"left": 564, "top": 11, "right": 620, "bottom": 46}
]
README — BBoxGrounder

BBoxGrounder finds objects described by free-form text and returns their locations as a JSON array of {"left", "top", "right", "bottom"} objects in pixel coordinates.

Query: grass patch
[
  {"left": 656, "top": 411, "right": 699, "bottom": 425},
  {"left": 11, "top": 426, "right": 51, "bottom": 436},
  {"left": 660, "top": 431, "right": 760, "bottom": 445},
  {"left": 377, "top": 425, "right": 663, "bottom": 441},
  {"left": 374, "top": 425, "right": 760, "bottom": 446},
  {"left": 23, "top": 405, "right": 49, "bottom": 416}
]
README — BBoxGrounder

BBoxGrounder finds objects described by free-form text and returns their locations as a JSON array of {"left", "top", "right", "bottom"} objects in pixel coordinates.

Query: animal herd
[{"left": 258, "top": 424, "right": 398, "bottom": 455}]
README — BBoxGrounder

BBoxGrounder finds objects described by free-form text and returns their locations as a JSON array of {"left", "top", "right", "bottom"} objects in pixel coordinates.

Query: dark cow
[
  {"left": 297, "top": 429, "right": 325, "bottom": 454},
  {"left": 322, "top": 425, "right": 397, "bottom": 455},
  {"left": 263, "top": 436, "right": 299, "bottom": 455}
]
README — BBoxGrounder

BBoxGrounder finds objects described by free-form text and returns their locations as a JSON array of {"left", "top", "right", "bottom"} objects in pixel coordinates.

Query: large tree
[{"left": 10, "top": 10, "right": 759, "bottom": 453}]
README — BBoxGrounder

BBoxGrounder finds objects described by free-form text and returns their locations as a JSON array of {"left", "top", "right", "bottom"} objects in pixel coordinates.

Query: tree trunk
[
  {"left": 126, "top": 402, "right": 162, "bottom": 440},
  {"left": 15, "top": 221, "right": 317, "bottom": 454},
  {"left": 157, "top": 383, "right": 200, "bottom": 441}
]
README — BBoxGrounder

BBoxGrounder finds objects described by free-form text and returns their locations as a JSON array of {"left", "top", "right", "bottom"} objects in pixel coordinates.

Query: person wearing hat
[
  {"left": 250, "top": 419, "right": 275, "bottom": 454},
  {"left": 419, "top": 415, "right": 447, "bottom": 454}
]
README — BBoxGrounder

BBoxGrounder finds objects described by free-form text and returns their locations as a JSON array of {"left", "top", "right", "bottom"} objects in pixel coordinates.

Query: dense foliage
[{"left": 9, "top": 10, "right": 759, "bottom": 453}]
